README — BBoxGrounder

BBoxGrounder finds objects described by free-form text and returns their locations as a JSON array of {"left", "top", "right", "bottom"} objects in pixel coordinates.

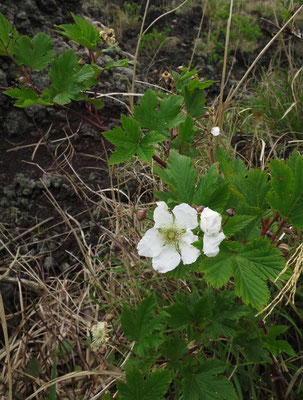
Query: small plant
[
  {"left": 114, "top": 1, "right": 141, "bottom": 38},
  {"left": 139, "top": 27, "right": 172, "bottom": 56}
]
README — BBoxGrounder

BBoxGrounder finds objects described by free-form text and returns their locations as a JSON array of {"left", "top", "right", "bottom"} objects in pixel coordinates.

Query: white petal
[
  {"left": 172, "top": 203, "right": 198, "bottom": 229},
  {"left": 200, "top": 207, "right": 222, "bottom": 235},
  {"left": 154, "top": 201, "right": 173, "bottom": 228},
  {"left": 152, "top": 247, "right": 181, "bottom": 273},
  {"left": 211, "top": 126, "right": 220, "bottom": 136},
  {"left": 203, "top": 232, "right": 225, "bottom": 257},
  {"left": 137, "top": 228, "right": 164, "bottom": 257}
]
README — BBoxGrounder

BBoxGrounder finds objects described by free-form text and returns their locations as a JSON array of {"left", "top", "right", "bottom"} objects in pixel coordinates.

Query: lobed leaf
[
  {"left": 14, "top": 32, "right": 55, "bottom": 71},
  {"left": 0, "top": 13, "right": 19, "bottom": 56}
]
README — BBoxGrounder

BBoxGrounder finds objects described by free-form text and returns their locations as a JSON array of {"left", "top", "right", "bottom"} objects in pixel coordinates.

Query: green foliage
[
  {"left": 121, "top": 293, "right": 167, "bottom": 356},
  {"left": 262, "top": 325, "right": 295, "bottom": 357},
  {"left": 0, "top": 13, "right": 19, "bottom": 56},
  {"left": 103, "top": 114, "right": 165, "bottom": 164},
  {"left": 25, "top": 358, "right": 41, "bottom": 378},
  {"left": 155, "top": 150, "right": 197, "bottom": 204},
  {"left": 3, "top": 86, "right": 52, "bottom": 108},
  {"left": 117, "top": 368, "right": 172, "bottom": 400},
  {"left": 55, "top": 13, "right": 100, "bottom": 50},
  {"left": 14, "top": 33, "right": 55, "bottom": 71},
  {"left": 268, "top": 153, "right": 303, "bottom": 229},
  {"left": 134, "top": 89, "right": 184, "bottom": 136},
  {"left": 182, "top": 360, "right": 238, "bottom": 400},
  {"left": 199, "top": 239, "right": 284, "bottom": 310},
  {"left": 139, "top": 28, "right": 171, "bottom": 55},
  {"left": 47, "top": 50, "right": 97, "bottom": 105}
]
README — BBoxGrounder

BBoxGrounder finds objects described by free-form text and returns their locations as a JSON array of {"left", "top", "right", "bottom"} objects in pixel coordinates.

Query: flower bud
[
  {"left": 78, "top": 58, "right": 85, "bottom": 66},
  {"left": 211, "top": 127, "right": 220, "bottom": 137},
  {"left": 136, "top": 209, "right": 147, "bottom": 221},
  {"left": 196, "top": 205, "right": 205, "bottom": 213},
  {"left": 19, "top": 76, "right": 26, "bottom": 83},
  {"left": 278, "top": 243, "right": 289, "bottom": 256},
  {"left": 9, "top": 33, "right": 14, "bottom": 39},
  {"left": 226, "top": 208, "right": 234, "bottom": 217}
]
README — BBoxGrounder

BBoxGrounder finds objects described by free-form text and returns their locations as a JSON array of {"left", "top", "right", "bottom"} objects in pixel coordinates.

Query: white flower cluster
[{"left": 137, "top": 202, "right": 225, "bottom": 273}]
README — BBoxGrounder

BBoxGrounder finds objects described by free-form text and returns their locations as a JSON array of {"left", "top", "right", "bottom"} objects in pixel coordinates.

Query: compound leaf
[
  {"left": 55, "top": 13, "right": 100, "bottom": 50},
  {"left": 4, "top": 86, "right": 52, "bottom": 107},
  {"left": 134, "top": 89, "right": 184, "bottom": 135},
  {"left": 14, "top": 32, "right": 55, "bottom": 71},
  {"left": 48, "top": 50, "right": 97, "bottom": 105},
  {"left": 117, "top": 368, "right": 171, "bottom": 400}
]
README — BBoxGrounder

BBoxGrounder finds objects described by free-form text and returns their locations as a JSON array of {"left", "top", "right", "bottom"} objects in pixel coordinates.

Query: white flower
[
  {"left": 137, "top": 202, "right": 200, "bottom": 273},
  {"left": 200, "top": 207, "right": 225, "bottom": 257},
  {"left": 203, "top": 231, "right": 225, "bottom": 257},
  {"left": 200, "top": 207, "right": 222, "bottom": 235},
  {"left": 211, "top": 127, "right": 220, "bottom": 136}
]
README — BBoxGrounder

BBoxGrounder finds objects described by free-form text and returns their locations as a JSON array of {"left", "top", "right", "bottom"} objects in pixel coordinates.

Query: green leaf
[
  {"left": 104, "top": 58, "right": 132, "bottom": 69},
  {"left": 104, "top": 116, "right": 164, "bottom": 164},
  {"left": 121, "top": 293, "right": 166, "bottom": 356},
  {"left": 4, "top": 86, "right": 53, "bottom": 107},
  {"left": 223, "top": 215, "right": 257, "bottom": 237},
  {"left": 183, "top": 361, "right": 238, "bottom": 400},
  {"left": 167, "top": 292, "right": 212, "bottom": 329},
  {"left": 184, "top": 84, "right": 206, "bottom": 118},
  {"left": 0, "top": 13, "right": 19, "bottom": 56},
  {"left": 178, "top": 115, "right": 195, "bottom": 144},
  {"left": 199, "top": 239, "right": 284, "bottom": 310},
  {"left": 48, "top": 50, "right": 97, "bottom": 105},
  {"left": 166, "top": 150, "right": 197, "bottom": 203},
  {"left": 85, "top": 97, "right": 104, "bottom": 109},
  {"left": 262, "top": 325, "right": 296, "bottom": 357},
  {"left": 268, "top": 156, "right": 303, "bottom": 229},
  {"left": 134, "top": 89, "right": 184, "bottom": 135},
  {"left": 160, "top": 335, "right": 188, "bottom": 366},
  {"left": 55, "top": 13, "right": 100, "bottom": 50},
  {"left": 193, "top": 164, "right": 218, "bottom": 205},
  {"left": 14, "top": 33, "right": 55, "bottom": 71},
  {"left": 25, "top": 358, "right": 41, "bottom": 378},
  {"left": 216, "top": 147, "right": 246, "bottom": 178},
  {"left": 117, "top": 368, "right": 171, "bottom": 400},
  {"left": 229, "top": 169, "right": 270, "bottom": 210}
]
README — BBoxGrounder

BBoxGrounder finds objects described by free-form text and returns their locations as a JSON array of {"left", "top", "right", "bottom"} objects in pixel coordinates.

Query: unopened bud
[
  {"left": 226, "top": 208, "right": 234, "bottom": 217},
  {"left": 9, "top": 33, "right": 14, "bottom": 39},
  {"left": 152, "top": 69, "right": 158, "bottom": 75},
  {"left": 196, "top": 206, "right": 205, "bottom": 213},
  {"left": 96, "top": 21, "right": 102, "bottom": 27},
  {"left": 266, "top": 230, "right": 273, "bottom": 238},
  {"left": 19, "top": 76, "right": 26, "bottom": 83},
  {"left": 78, "top": 58, "right": 85, "bottom": 66},
  {"left": 136, "top": 209, "right": 147, "bottom": 221},
  {"left": 284, "top": 227, "right": 293, "bottom": 234}
]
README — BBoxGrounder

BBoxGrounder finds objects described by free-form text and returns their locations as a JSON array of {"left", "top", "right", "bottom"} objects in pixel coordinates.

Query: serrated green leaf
[
  {"left": 14, "top": 33, "right": 55, "bottom": 71},
  {"left": 193, "top": 164, "right": 218, "bottom": 205},
  {"left": 183, "top": 361, "right": 238, "bottom": 400},
  {"left": 55, "top": 13, "right": 100, "bottom": 50},
  {"left": 216, "top": 147, "right": 247, "bottom": 178},
  {"left": 184, "top": 86, "right": 206, "bottom": 118},
  {"left": 0, "top": 13, "right": 19, "bottom": 56},
  {"left": 262, "top": 325, "right": 296, "bottom": 357},
  {"left": 178, "top": 115, "right": 195, "bottom": 144},
  {"left": 229, "top": 169, "right": 270, "bottom": 210},
  {"left": 48, "top": 50, "right": 97, "bottom": 105},
  {"left": 4, "top": 86, "right": 53, "bottom": 107},
  {"left": 160, "top": 335, "right": 188, "bottom": 365},
  {"left": 121, "top": 294, "right": 166, "bottom": 356},
  {"left": 167, "top": 150, "right": 197, "bottom": 203},
  {"left": 223, "top": 215, "right": 257, "bottom": 237},
  {"left": 134, "top": 89, "right": 184, "bottom": 135},
  {"left": 199, "top": 239, "right": 284, "bottom": 310},
  {"left": 167, "top": 293, "right": 212, "bottom": 329},
  {"left": 117, "top": 369, "right": 171, "bottom": 400},
  {"left": 104, "top": 58, "right": 131, "bottom": 69},
  {"left": 104, "top": 116, "right": 162, "bottom": 164},
  {"left": 85, "top": 97, "right": 104, "bottom": 109}
]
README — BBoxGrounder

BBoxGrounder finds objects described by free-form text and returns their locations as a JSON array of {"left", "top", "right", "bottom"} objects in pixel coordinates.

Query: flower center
[{"left": 158, "top": 225, "right": 184, "bottom": 246}]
